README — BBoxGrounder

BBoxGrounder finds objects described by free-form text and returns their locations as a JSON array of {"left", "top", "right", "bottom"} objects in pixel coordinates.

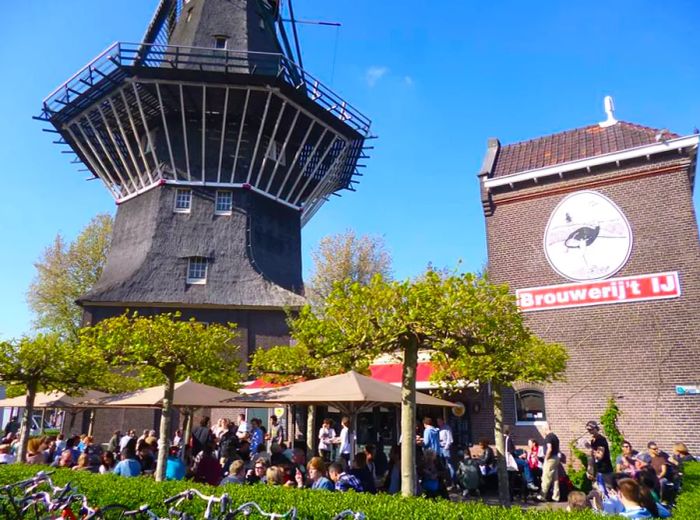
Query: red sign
[{"left": 517, "top": 272, "right": 681, "bottom": 312}]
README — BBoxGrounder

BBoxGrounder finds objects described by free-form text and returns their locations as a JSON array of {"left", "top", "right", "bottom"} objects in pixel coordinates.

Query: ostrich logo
[{"left": 544, "top": 191, "right": 633, "bottom": 281}]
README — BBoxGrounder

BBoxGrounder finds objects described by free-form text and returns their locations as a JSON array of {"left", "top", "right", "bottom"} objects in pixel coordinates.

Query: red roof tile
[{"left": 491, "top": 121, "right": 680, "bottom": 178}]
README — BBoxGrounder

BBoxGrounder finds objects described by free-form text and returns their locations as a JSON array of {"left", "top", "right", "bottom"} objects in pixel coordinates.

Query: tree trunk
[
  {"left": 400, "top": 337, "right": 418, "bottom": 497},
  {"left": 17, "top": 383, "right": 38, "bottom": 463},
  {"left": 181, "top": 409, "right": 192, "bottom": 461},
  {"left": 493, "top": 384, "right": 510, "bottom": 505},
  {"left": 306, "top": 405, "right": 315, "bottom": 455},
  {"left": 155, "top": 372, "right": 176, "bottom": 481}
]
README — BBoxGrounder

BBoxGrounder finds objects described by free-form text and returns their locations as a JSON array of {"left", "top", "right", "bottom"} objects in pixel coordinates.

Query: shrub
[
  {"left": 17, "top": 462, "right": 700, "bottom": 519},
  {"left": 599, "top": 397, "right": 624, "bottom": 464}
]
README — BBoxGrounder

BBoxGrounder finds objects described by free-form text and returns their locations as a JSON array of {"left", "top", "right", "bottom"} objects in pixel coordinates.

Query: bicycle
[
  {"left": 0, "top": 471, "right": 58, "bottom": 519},
  {"left": 223, "top": 501, "right": 297, "bottom": 520},
  {"left": 331, "top": 511, "right": 366, "bottom": 520}
]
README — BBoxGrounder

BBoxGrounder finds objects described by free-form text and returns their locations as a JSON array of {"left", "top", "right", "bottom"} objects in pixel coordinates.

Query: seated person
[
  {"left": 476, "top": 438, "right": 496, "bottom": 476},
  {"left": 350, "top": 452, "right": 376, "bottom": 494},
  {"left": 246, "top": 459, "right": 268, "bottom": 484},
  {"left": 221, "top": 460, "right": 247, "bottom": 485},
  {"left": 567, "top": 491, "right": 591, "bottom": 511},
  {"left": 456, "top": 448, "right": 481, "bottom": 498},
  {"left": 165, "top": 447, "right": 186, "bottom": 481},
  {"left": 616, "top": 441, "right": 639, "bottom": 477},
  {"left": 328, "top": 462, "right": 363, "bottom": 492}
]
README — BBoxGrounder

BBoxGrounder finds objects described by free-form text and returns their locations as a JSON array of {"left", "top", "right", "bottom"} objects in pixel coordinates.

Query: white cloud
[
  {"left": 404, "top": 75, "right": 414, "bottom": 86},
  {"left": 365, "top": 66, "right": 388, "bottom": 87}
]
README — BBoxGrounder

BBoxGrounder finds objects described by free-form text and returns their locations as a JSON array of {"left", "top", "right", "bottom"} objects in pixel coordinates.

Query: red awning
[{"left": 243, "top": 362, "right": 438, "bottom": 393}]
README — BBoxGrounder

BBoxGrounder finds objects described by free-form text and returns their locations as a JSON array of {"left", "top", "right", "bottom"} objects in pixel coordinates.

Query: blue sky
[{"left": 1, "top": 1, "right": 698, "bottom": 340}]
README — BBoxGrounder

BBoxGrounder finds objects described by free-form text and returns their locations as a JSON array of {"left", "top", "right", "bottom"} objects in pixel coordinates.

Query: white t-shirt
[
  {"left": 318, "top": 426, "right": 336, "bottom": 451},
  {"left": 339, "top": 426, "right": 353, "bottom": 455},
  {"left": 236, "top": 421, "right": 249, "bottom": 438}
]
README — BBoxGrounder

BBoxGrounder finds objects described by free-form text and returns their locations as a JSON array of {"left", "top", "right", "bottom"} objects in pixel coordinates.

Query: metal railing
[{"left": 41, "top": 42, "right": 371, "bottom": 136}]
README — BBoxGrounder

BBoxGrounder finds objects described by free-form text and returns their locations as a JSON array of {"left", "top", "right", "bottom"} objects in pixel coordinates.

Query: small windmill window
[
  {"left": 174, "top": 189, "right": 192, "bottom": 213},
  {"left": 187, "top": 257, "right": 208, "bottom": 284},
  {"left": 214, "top": 36, "right": 228, "bottom": 49},
  {"left": 215, "top": 190, "right": 233, "bottom": 214},
  {"left": 266, "top": 140, "right": 286, "bottom": 166}
]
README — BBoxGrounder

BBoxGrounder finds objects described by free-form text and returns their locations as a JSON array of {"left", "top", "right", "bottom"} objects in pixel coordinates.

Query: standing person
[
  {"left": 218, "top": 421, "right": 239, "bottom": 472},
  {"left": 249, "top": 418, "right": 264, "bottom": 455},
  {"left": 537, "top": 424, "right": 560, "bottom": 502},
  {"left": 268, "top": 415, "right": 285, "bottom": 447},
  {"left": 119, "top": 430, "right": 136, "bottom": 453},
  {"left": 4, "top": 416, "right": 19, "bottom": 437},
  {"left": 586, "top": 421, "right": 613, "bottom": 485},
  {"left": 236, "top": 414, "right": 249, "bottom": 440},
  {"left": 190, "top": 416, "right": 213, "bottom": 458},
  {"left": 336, "top": 416, "right": 353, "bottom": 465},
  {"left": 107, "top": 431, "right": 120, "bottom": 454},
  {"left": 421, "top": 417, "right": 440, "bottom": 454},
  {"left": 318, "top": 419, "right": 336, "bottom": 462},
  {"left": 437, "top": 418, "right": 455, "bottom": 487}
]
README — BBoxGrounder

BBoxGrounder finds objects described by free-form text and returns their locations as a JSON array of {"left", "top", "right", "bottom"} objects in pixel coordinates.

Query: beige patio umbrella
[
  {"left": 81, "top": 378, "right": 275, "bottom": 458},
  {"left": 236, "top": 370, "right": 457, "bottom": 414},
  {"left": 82, "top": 378, "right": 272, "bottom": 409},
  {"left": 0, "top": 390, "right": 110, "bottom": 436},
  {"left": 0, "top": 389, "right": 109, "bottom": 409},
  {"left": 234, "top": 371, "right": 456, "bottom": 454}
]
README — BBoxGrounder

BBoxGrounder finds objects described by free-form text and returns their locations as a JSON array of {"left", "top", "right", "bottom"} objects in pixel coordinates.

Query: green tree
[
  {"left": 27, "top": 214, "right": 113, "bottom": 340},
  {"left": 79, "top": 312, "right": 241, "bottom": 481},
  {"left": 600, "top": 396, "right": 625, "bottom": 463},
  {"left": 0, "top": 333, "right": 109, "bottom": 462},
  {"left": 252, "top": 270, "right": 567, "bottom": 499},
  {"left": 307, "top": 229, "right": 392, "bottom": 309}
]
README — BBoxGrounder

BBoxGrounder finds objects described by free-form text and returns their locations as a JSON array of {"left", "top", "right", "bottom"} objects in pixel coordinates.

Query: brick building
[{"left": 478, "top": 98, "right": 700, "bottom": 455}]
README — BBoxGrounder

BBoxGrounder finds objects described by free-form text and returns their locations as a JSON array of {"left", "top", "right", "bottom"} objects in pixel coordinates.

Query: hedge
[{"left": 3, "top": 463, "right": 698, "bottom": 519}]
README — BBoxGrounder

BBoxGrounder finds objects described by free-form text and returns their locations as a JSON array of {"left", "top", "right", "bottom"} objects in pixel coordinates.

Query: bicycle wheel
[{"left": 92, "top": 504, "right": 131, "bottom": 520}]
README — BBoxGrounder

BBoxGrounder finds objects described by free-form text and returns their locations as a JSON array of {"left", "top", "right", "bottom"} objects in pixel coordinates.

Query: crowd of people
[{"left": 0, "top": 412, "right": 695, "bottom": 517}]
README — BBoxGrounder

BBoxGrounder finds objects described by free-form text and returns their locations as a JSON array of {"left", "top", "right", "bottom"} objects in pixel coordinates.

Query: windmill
[{"left": 37, "top": 0, "right": 372, "bottom": 356}]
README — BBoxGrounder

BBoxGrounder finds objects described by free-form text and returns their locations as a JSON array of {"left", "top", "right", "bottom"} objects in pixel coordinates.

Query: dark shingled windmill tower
[{"left": 38, "top": 0, "right": 371, "bottom": 359}]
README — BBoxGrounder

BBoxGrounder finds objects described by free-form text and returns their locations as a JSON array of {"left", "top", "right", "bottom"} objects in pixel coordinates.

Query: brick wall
[{"left": 483, "top": 154, "right": 700, "bottom": 457}]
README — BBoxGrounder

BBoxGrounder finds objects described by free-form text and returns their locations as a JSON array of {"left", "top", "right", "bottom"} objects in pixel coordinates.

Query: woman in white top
[
  {"left": 318, "top": 418, "right": 336, "bottom": 462},
  {"left": 336, "top": 416, "right": 353, "bottom": 466}
]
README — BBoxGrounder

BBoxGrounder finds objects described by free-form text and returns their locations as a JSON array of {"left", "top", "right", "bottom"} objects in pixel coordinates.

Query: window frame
[
  {"left": 514, "top": 389, "right": 547, "bottom": 426},
  {"left": 174, "top": 188, "right": 192, "bottom": 213},
  {"left": 187, "top": 257, "right": 208, "bottom": 285},
  {"left": 214, "top": 190, "right": 233, "bottom": 215},
  {"left": 214, "top": 36, "right": 228, "bottom": 50}
]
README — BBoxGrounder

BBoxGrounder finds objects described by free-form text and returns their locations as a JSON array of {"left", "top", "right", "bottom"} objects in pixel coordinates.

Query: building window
[
  {"left": 266, "top": 140, "right": 286, "bottom": 166},
  {"left": 174, "top": 189, "right": 192, "bottom": 213},
  {"left": 515, "top": 389, "right": 546, "bottom": 423},
  {"left": 215, "top": 190, "right": 233, "bottom": 215},
  {"left": 186, "top": 8, "right": 193, "bottom": 23},
  {"left": 187, "top": 257, "right": 208, "bottom": 284},
  {"left": 214, "top": 36, "right": 228, "bottom": 49}
]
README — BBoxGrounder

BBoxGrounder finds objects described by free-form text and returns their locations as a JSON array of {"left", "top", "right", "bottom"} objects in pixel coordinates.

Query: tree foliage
[
  {"left": 306, "top": 229, "right": 392, "bottom": 309},
  {"left": 600, "top": 396, "right": 625, "bottom": 463},
  {"left": 79, "top": 312, "right": 242, "bottom": 480},
  {"left": 0, "top": 333, "right": 109, "bottom": 462},
  {"left": 27, "top": 214, "right": 113, "bottom": 340},
  {"left": 252, "top": 270, "right": 568, "bottom": 497}
]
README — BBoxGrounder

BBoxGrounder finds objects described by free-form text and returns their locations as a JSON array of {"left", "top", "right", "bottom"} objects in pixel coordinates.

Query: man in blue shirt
[
  {"left": 422, "top": 417, "right": 440, "bottom": 454},
  {"left": 113, "top": 446, "right": 142, "bottom": 477},
  {"left": 165, "top": 447, "right": 186, "bottom": 481},
  {"left": 249, "top": 418, "right": 264, "bottom": 454}
]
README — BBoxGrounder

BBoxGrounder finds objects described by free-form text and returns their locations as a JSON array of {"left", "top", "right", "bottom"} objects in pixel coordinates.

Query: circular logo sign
[{"left": 544, "top": 191, "right": 633, "bottom": 281}]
